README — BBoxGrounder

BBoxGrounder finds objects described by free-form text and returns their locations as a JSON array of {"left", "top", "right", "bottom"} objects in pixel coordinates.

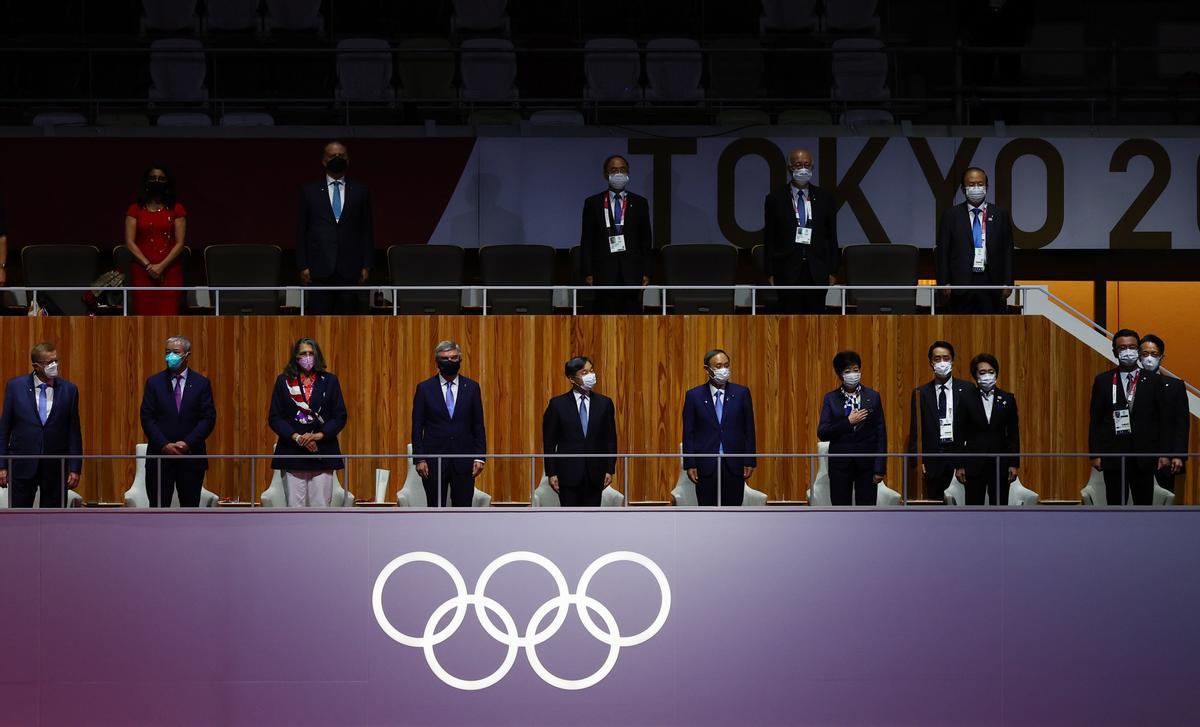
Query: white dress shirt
[{"left": 981, "top": 388, "right": 994, "bottom": 422}]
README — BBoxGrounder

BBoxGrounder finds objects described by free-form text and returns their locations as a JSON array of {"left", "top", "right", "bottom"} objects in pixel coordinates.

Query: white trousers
[{"left": 284, "top": 471, "right": 334, "bottom": 507}]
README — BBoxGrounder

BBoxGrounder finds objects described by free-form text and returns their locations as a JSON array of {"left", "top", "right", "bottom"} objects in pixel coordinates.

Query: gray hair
[
  {"left": 166, "top": 335, "right": 192, "bottom": 353},
  {"left": 434, "top": 340, "right": 461, "bottom": 359}
]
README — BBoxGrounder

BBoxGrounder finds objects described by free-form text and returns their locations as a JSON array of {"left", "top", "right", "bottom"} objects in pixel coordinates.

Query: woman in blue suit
[
  {"left": 817, "top": 350, "right": 887, "bottom": 506},
  {"left": 268, "top": 337, "right": 348, "bottom": 507}
]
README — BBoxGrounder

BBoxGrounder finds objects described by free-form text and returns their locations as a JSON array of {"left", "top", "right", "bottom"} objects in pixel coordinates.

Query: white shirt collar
[
  {"left": 968, "top": 201, "right": 987, "bottom": 214},
  {"left": 171, "top": 367, "right": 189, "bottom": 381},
  {"left": 326, "top": 174, "right": 345, "bottom": 187},
  {"left": 440, "top": 375, "right": 459, "bottom": 387},
  {"left": 32, "top": 373, "right": 52, "bottom": 388},
  {"left": 574, "top": 389, "right": 590, "bottom": 403},
  {"left": 709, "top": 383, "right": 727, "bottom": 399}
]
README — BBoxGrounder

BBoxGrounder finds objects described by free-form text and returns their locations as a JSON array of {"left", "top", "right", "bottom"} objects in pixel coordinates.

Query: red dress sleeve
[
  {"left": 126, "top": 203, "right": 141, "bottom": 218},
  {"left": 172, "top": 203, "right": 188, "bottom": 218}
]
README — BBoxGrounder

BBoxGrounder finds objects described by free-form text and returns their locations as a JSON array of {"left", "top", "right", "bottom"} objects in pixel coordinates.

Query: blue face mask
[{"left": 165, "top": 352, "right": 184, "bottom": 370}]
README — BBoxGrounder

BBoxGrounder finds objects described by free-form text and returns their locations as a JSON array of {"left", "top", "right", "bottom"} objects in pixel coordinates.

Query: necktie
[
  {"left": 971, "top": 208, "right": 982, "bottom": 248},
  {"left": 38, "top": 383, "right": 48, "bottom": 425},
  {"left": 331, "top": 180, "right": 343, "bottom": 221},
  {"left": 937, "top": 385, "right": 947, "bottom": 419},
  {"left": 173, "top": 375, "right": 183, "bottom": 412},
  {"left": 1126, "top": 372, "right": 1135, "bottom": 397},
  {"left": 445, "top": 380, "right": 455, "bottom": 418},
  {"left": 612, "top": 192, "right": 623, "bottom": 228},
  {"left": 796, "top": 189, "right": 807, "bottom": 227},
  {"left": 714, "top": 389, "right": 724, "bottom": 424},
  {"left": 579, "top": 395, "right": 589, "bottom": 436}
]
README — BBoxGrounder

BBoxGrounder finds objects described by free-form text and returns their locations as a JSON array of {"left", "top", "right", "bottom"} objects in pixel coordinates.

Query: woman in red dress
[{"left": 125, "top": 165, "right": 187, "bottom": 315}]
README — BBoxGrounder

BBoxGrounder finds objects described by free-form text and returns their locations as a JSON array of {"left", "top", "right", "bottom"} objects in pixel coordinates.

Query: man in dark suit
[
  {"left": 682, "top": 349, "right": 757, "bottom": 507},
  {"left": 0, "top": 342, "right": 83, "bottom": 508},
  {"left": 412, "top": 340, "right": 487, "bottom": 507},
  {"left": 935, "top": 166, "right": 1014, "bottom": 314},
  {"left": 763, "top": 147, "right": 839, "bottom": 314},
  {"left": 955, "top": 353, "right": 1021, "bottom": 506},
  {"left": 139, "top": 335, "right": 217, "bottom": 507},
  {"left": 907, "top": 340, "right": 972, "bottom": 500},
  {"left": 542, "top": 356, "right": 617, "bottom": 507},
  {"left": 579, "top": 155, "right": 653, "bottom": 314},
  {"left": 295, "top": 140, "right": 375, "bottom": 315},
  {"left": 1089, "top": 329, "right": 1170, "bottom": 505},
  {"left": 1138, "top": 334, "right": 1190, "bottom": 494},
  {"left": 817, "top": 350, "right": 887, "bottom": 506}
]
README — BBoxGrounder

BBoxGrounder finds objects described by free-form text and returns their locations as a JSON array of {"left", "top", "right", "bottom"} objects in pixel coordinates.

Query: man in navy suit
[
  {"left": 0, "top": 342, "right": 83, "bottom": 508},
  {"left": 295, "top": 140, "right": 375, "bottom": 315},
  {"left": 762, "top": 147, "right": 840, "bottom": 314},
  {"left": 935, "top": 166, "right": 1014, "bottom": 314},
  {"left": 139, "top": 335, "right": 217, "bottom": 507},
  {"left": 412, "top": 340, "right": 487, "bottom": 507},
  {"left": 682, "top": 349, "right": 757, "bottom": 507},
  {"left": 818, "top": 351, "right": 887, "bottom": 506},
  {"left": 907, "top": 340, "right": 973, "bottom": 500},
  {"left": 542, "top": 356, "right": 618, "bottom": 507}
]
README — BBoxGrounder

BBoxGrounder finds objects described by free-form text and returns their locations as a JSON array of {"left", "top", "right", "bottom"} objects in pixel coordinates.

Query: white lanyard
[
  {"left": 792, "top": 189, "right": 813, "bottom": 226},
  {"left": 603, "top": 193, "right": 627, "bottom": 230}
]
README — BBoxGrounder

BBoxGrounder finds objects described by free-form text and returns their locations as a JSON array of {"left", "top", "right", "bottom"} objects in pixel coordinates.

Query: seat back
[
  {"left": 708, "top": 38, "right": 765, "bottom": 99},
  {"left": 264, "top": 0, "right": 323, "bottom": 31},
  {"left": 21, "top": 244, "right": 100, "bottom": 315},
  {"left": 567, "top": 245, "right": 596, "bottom": 312},
  {"left": 584, "top": 38, "right": 641, "bottom": 101},
  {"left": 461, "top": 39, "right": 517, "bottom": 101},
  {"left": 749, "top": 243, "right": 778, "bottom": 312},
  {"left": 660, "top": 243, "right": 738, "bottom": 313},
  {"left": 645, "top": 38, "right": 703, "bottom": 101},
  {"left": 397, "top": 443, "right": 430, "bottom": 507},
  {"left": 760, "top": 0, "right": 818, "bottom": 31},
  {"left": 479, "top": 244, "right": 556, "bottom": 313},
  {"left": 396, "top": 38, "right": 456, "bottom": 100},
  {"left": 203, "top": 244, "right": 281, "bottom": 315},
  {"left": 337, "top": 39, "right": 394, "bottom": 101},
  {"left": 807, "top": 441, "right": 831, "bottom": 505},
  {"left": 842, "top": 243, "right": 918, "bottom": 313},
  {"left": 534, "top": 476, "right": 561, "bottom": 507},
  {"left": 831, "top": 38, "right": 887, "bottom": 101},
  {"left": 149, "top": 39, "right": 207, "bottom": 102},
  {"left": 387, "top": 244, "right": 464, "bottom": 313},
  {"left": 205, "top": 0, "right": 260, "bottom": 31}
]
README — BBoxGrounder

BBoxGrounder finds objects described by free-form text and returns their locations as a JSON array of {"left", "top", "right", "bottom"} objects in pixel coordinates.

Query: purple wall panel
[{"left": 1, "top": 509, "right": 1197, "bottom": 726}]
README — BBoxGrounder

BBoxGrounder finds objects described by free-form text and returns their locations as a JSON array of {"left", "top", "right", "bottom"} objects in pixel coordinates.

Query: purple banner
[{"left": 1, "top": 510, "right": 1198, "bottom": 726}]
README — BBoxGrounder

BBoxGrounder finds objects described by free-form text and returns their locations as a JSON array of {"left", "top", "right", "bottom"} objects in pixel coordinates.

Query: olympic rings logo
[{"left": 371, "top": 551, "right": 671, "bottom": 691}]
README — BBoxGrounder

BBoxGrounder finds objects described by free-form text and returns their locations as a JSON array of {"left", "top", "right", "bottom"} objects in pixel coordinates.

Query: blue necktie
[
  {"left": 971, "top": 208, "right": 982, "bottom": 248},
  {"left": 579, "top": 395, "right": 589, "bottom": 436},
  {"left": 331, "top": 180, "right": 343, "bottom": 221},
  {"left": 38, "top": 383, "right": 48, "bottom": 425},
  {"left": 796, "top": 189, "right": 807, "bottom": 227},
  {"left": 611, "top": 192, "right": 623, "bottom": 228},
  {"left": 444, "top": 380, "right": 455, "bottom": 418},
  {"left": 714, "top": 389, "right": 723, "bottom": 424}
]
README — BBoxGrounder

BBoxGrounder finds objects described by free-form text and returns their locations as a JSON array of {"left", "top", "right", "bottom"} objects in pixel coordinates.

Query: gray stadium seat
[
  {"left": 645, "top": 38, "right": 704, "bottom": 102},
  {"left": 461, "top": 39, "right": 518, "bottom": 101},
  {"left": 749, "top": 244, "right": 778, "bottom": 312},
  {"left": 567, "top": 246, "right": 597, "bottom": 312},
  {"left": 337, "top": 39, "right": 395, "bottom": 101},
  {"left": 21, "top": 244, "right": 100, "bottom": 316},
  {"left": 387, "top": 244, "right": 464, "bottom": 314},
  {"left": 842, "top": 243, "right": 918, "bottom": 313},
  {"left": 479, "top": 244, "right": 555, "bottom": 314},
  {"left": 204, "top": 0, "right": 261, "bottom": 32},
  {"left": 584, "top": 38, "right": 642, "bottom": 102},
  {"left": 149, "top": 39, "right": 208, "bottom": 102},
  {"left": 203, "top": 244, "right": 281, "bottom": 315},
  {"left": 396, "top": 38, "right": 457, "bottom": 102},
  {"left": 660, "top": 243, "right": 738, "bottom": 314}
]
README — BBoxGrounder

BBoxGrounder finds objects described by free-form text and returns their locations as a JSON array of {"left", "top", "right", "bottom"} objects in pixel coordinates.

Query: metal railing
[{"left": 1, "top": 451, "right": 1194, "bottom": 510}]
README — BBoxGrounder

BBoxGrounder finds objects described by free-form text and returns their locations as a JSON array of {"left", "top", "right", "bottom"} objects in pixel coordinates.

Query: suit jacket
[
  {"left": 957, "top": 386, "right": 1020, "bottom": 476},
  {"left": 268, "top": 372, "right": 348, "bottom": 471},
  {"left": 412, "top": 374, "right": 487, "bottom": 475},
  {"left": 907, "top": 377, "right": 973, "bottom": 469},
  {"left": 295, "top": 177, "right": 375, "bottom": 281},
  {"left": 542, "top": 390, "right": 617, "bottom": 490},
  {"left": 0, "top": 375, "right": 83, "bottom": 479},
  {"left": 579, "top": 190, "right": 653, "bottom": 284},
  {"left": 762, "top": 183, "right": 839, "bottom": 283},
  {"left": 139, "top": 368, "right": 217, "bottom": 472},
  {"left": 682, "top": 382, "right": 757, "bottom": 474},
  {"left": 817, "top": 386, "right": 887, "bottom": 474},
  {"left": 1089, "top": 368, "right": 1166, "bottom": 465},
  {"left": 935, "top": 202, "right": 1014, "bottom": 286},
  {"left": 1158, "top": 372, "right": 1191, "bottom": 465}
]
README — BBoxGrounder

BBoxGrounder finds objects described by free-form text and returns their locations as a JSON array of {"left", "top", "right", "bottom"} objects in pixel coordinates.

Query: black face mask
[
  {"left": 325, "top": 156, "right": 348, "bottom": 174},
  {"left": 437, "top": 359, "right": 460, "bottom": 378},
  {"left": 145, "top": 180, "right": 168, "bottom": 199}
]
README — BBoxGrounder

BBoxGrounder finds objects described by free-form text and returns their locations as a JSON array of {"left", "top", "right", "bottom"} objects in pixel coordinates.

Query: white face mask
[
  {"left": 1117, "top": 348, "right": 1139, "bottom": 366},
  {"left": 965, "top": 184, "right": 987, "bottom": 205},
  {"left": 1138, "top": 355, "right": 1161, "bottom": 373},
  {"left": 709, "top": 366, "right": 731, "bottom": 384},
  {"left": 842, "top": 371, "right": 862, "bottom": 388},
  {"left": 43, "top": 361, "right": 59, "bottom": 379},
  {"left": 791, "top": 167, "right": 813, "bottom": 185},
  {"left": 977, "top": 372, "right": 997, "bottom": 391},
  {"left": 579, "top": 372, "right": 597, "bottom": 390},
  {"left": 932, "top": 361, "right": 953, "bottom": 378},
  {"left": 607, "top": 173, "right": 629, "bottom": 190}
]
